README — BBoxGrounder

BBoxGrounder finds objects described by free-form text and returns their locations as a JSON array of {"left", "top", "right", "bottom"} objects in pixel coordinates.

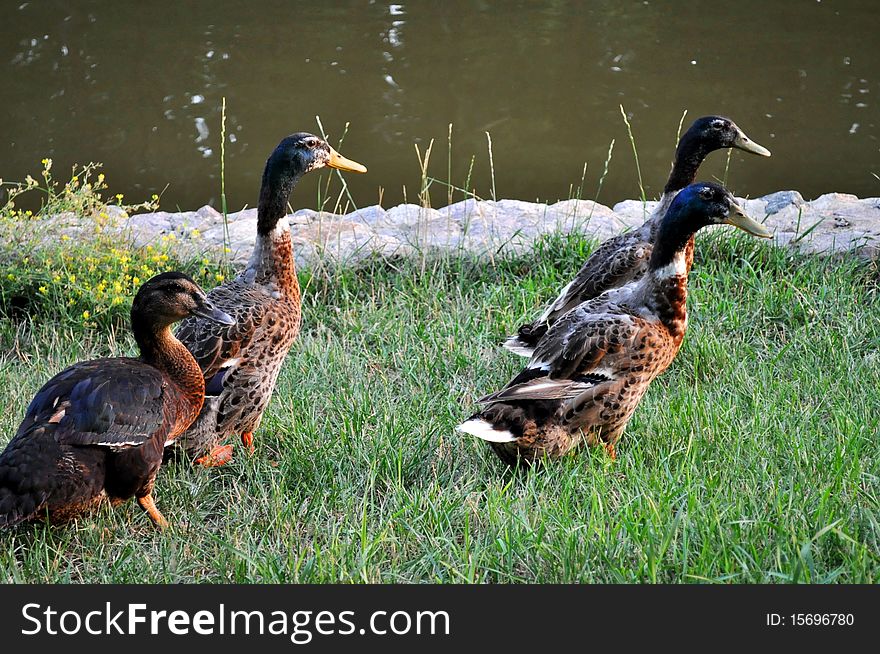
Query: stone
[
  {"left": 762, "top": 190, "right": 804, "bottom": 215},
  {"left": 26, "top": 191, "right": 880, "bottom": 271}
]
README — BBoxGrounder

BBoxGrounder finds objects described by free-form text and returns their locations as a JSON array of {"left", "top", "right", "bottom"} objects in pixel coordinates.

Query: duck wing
[
  {"left": 504, "top": 235, "right": 651, "bottom": 356},
  {"left": 486, "top": 302, "right": 645, "bottom": 404},
  {"left": 176, "top": 280, "right": 269, "bottom": 381},
  {"left": 15, "top": 358, "right": 170, "bottom": 450}
]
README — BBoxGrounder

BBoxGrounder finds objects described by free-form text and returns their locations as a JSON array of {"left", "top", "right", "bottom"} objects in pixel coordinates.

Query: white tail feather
[
  {"left": 457, "top": 418, "right": 517, "bottom": 443},
  {"left": 502, "top": 337, "right": 535, "bottom": 358}
]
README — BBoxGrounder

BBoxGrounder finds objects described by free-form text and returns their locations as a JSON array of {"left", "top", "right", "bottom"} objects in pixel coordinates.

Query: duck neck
[
  {"left": 245, "top": 221, "right": 300, "bottom": 297},
  {"left": 134, "top": 323, "right": 206, "bottom": 401},
  {"left": 647, "top": 140, "right": 710, "bottom": 238},
  {"left": 640, "top": 223, "right": 696, "bottom": 339},
  {"left": 245, "top": 171, "right": 302, "bottom": 297},
  {"left": 664, "top": 135, "right": 711, "bottom": 196}
]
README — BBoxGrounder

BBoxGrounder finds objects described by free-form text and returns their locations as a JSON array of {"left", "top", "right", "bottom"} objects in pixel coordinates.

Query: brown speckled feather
[
  {"left": 506, "top": 233, "right": 652, "bottom": 355},
  {"left": 173, "top": 228, "right": 301, "bottom": 457},
  {"left": 505, "top": 115, "right": 770, "bottom": 357},
  {"left": 467, "top": 181, "right": 761, "bottom": 465},
  {"left": 474, "top": 282, "right": 682, "bottom": 463},
  {"left": 177, "top": 281, "right": 273, "bottom": 381}
]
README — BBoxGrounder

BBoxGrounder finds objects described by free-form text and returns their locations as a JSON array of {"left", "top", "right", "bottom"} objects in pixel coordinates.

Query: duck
[
  {"left": 459, "top": 182, "right": 771, "bottom": 465},
  {"left": 0, "top": 272, "right": 234, "bottom": 528},
  {"left": 504, "top": 115, "right": 770, "bottom": 357},
  {"left": 171, "top": 132, "right": 367, "bottom": 466}
]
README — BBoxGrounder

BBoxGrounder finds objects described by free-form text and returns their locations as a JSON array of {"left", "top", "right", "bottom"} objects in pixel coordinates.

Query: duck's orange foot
[
  {"left": 241, "top": 432, "right": 255, "bottom": 454},
  {"left": 137, "top": 493, "right": 169, "bottom": 529},
  {"left": 195, "top": 444, "right": 234, "bottom": 467},
  {"left": 604, "top": 442, "right": 617, "bottom": 461}
]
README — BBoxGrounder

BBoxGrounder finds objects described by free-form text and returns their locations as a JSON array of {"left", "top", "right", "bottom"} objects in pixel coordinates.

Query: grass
[{"left": 0, "top": 227, "right": 878, "bottom": 583}]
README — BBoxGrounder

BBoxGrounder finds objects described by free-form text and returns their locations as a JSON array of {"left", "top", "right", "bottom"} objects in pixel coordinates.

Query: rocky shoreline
[{"left": 70, "top": 191, "right": 880, "bottom": 268}]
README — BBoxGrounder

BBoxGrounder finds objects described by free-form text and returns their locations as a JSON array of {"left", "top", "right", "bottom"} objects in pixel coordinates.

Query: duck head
[
  {"left": 665, "top": 116, "right": 771, "bottom": 195},
  {"left": 650, "top": 182, "right": 771, "bottom": 271},
  {"left": 258, "top": 132, "right": 367, "bottom": 234},
  {"left": 132, "top": 271, "right": 235, "bottom": 330},
  {"left": 670, "top": 182, "right": 771, "bottom": 236},
  {"left": 680, "top": 116, "right": 771, "bottom": 158},
  {"left": 268, "top": 132, "right": 368, "bottom": 177}
]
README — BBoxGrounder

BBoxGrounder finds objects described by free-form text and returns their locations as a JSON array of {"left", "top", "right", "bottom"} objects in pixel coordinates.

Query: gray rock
[
  {"left": 28, "top": 191, "right": 880, "bottom": 272},
  {"left": 612, "top": 199, "right": 656, "bottom": 224},
  {"left": 762, "top": 190, "right": 805, "bottom": 215}
]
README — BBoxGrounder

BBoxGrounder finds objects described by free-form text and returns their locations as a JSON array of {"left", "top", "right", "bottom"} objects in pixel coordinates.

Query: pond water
[{"left": 2, "top": 1, "right": 878, "bottom": 213}]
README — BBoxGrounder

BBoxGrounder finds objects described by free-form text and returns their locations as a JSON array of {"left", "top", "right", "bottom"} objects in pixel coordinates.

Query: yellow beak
[
  {"left": 733, "top": 129, "right": 772, "bottom": 157},
  {"left": 724, "top": 201, "right": 772, "bottom": 238},
  {"left": 327, "top": 147, "right": 367, "bottom": 173}
]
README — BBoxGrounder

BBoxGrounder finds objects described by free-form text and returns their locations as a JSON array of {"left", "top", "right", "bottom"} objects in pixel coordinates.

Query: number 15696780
[{"left": 766, "top": 613, "right": 854, "bottom": 627}]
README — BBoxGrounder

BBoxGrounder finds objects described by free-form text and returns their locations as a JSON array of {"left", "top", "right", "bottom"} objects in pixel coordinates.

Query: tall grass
[
  {"left": 220, "top": 97, "right": 231, "bottom": 271},
  {"left": 619, "top": 104, "right": 647, "bottom": 215},
  {"left": 315, "top": 116, "right": 358, "bottom": 215}
]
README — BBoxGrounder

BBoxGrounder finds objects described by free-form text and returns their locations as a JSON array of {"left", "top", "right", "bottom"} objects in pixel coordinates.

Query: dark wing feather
[
  {"left": 510, "top": 235, "right": 651, "bottom": 348},
  {"left": 532, "top": 306, "right": 642, "bottom": 377},
  {"left": 486, "top": 306, "right": 644, "bottom": 405},
  {"left": 176, "top": 280, "right": 268, "bottom": 379},
  {"left": 17, "top": 358, "right": 168, "bottom": 449}
]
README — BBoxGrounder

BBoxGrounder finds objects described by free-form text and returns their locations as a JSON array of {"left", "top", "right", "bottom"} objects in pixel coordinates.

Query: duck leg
[
  {"left": 137, "top": 493, "right": 169, "bottom": 529},
  {"left": 601, "top": 426, "right": 624, "bottom": 461},
  {"left": 241, "top": 432, "right": 255, "bottom": 454},
  {"left": 194, "top": 444, "right": 234, "bottom": 467},
  {"left": 604, "top": 442, "right": 617, "bottom": 461}
]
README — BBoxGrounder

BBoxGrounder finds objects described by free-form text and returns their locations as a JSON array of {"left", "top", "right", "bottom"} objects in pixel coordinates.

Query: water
[{"left": 2, "top": 0, "right": 878, "bottom": 214}]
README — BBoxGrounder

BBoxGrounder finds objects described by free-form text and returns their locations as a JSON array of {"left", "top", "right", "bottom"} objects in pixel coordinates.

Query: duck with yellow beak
[
  {"left": 459, "top": 182, "right": 772, "bottom": 465},
  {"left": 171, "top": 132, "right": 367, "bottom": 466}
]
